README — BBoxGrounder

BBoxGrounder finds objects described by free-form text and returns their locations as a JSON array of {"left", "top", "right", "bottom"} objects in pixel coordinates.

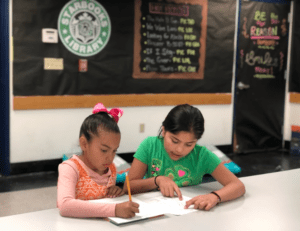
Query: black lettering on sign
[{"left": 133, "top": 0, "right": 208, "bottom": 79}]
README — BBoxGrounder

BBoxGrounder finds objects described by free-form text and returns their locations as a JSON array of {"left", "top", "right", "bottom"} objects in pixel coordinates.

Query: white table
[{"left": 1, "top": 169, "right": 299, "bottom": 231}]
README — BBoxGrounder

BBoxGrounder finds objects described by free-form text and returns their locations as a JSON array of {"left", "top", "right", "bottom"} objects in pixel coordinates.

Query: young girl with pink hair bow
[{"left": 57, "top": 103, "right": 139, "bottom": 218}]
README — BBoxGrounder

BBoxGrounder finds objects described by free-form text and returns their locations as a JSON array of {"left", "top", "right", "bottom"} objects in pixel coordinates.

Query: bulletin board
[{"left": 13, "top": 0, "right": 236, "bottom": 110}]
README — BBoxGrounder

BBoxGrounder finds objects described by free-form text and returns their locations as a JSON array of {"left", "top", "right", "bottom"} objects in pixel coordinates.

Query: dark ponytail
[{"left": 159, "top": 104, "right": 205, "bottom": 140}]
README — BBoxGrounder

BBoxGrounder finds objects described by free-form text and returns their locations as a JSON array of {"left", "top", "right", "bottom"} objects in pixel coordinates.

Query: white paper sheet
[
  {"left": 134, "top": 191, "right": 198, "bottom": 215},
  {"left": 90, "top": 191, "right": 198, "bottom": 225},
  {"left": 90, "top": 195, "right": 163, "bottom": 225}
]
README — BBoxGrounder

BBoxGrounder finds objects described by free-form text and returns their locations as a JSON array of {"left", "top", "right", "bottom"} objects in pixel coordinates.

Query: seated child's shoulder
[
  {"left": 59, "top": 157, "right": 79, "bottom": 172},
  {"left": 142, "top": 136, "right": 160, "bottom": 145},
  {"left": 193, "top": 145, "right": 211, "bottom": 156},
  {"left": 146, "top": 136, "right": 158, "bottom": 141}
]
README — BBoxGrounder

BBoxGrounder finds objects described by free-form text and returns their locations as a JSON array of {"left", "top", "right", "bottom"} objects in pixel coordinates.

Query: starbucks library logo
[{"left": 58, "top": 0, "right": 111, "bottom": 57}]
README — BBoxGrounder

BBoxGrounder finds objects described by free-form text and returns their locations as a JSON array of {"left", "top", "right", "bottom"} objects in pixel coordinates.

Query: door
[{"left": 234, "top": 0, "right": 290, "bottom": 153}]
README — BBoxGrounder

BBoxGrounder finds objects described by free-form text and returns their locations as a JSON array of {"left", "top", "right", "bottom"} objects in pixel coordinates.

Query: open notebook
[{"left": 90, "top": 191, "right": 198, "bottom": 225}]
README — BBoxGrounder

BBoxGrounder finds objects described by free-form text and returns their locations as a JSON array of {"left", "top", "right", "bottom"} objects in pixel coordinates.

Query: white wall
[
  {"left": 290, "top": 103, "right": 300, "bottom": 128},
  {"left": 10, "top": 94, "right": 299, "bottom": 163},
  {"left": 9, "top": 104, "right": 234, "bottom": 163},
  {"left": 283, "top": 97, "right": 300, "bottom": 141}
]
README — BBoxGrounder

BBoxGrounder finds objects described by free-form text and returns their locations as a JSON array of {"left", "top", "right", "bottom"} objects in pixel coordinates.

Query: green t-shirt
[{"left": 134, "top": 136, "right": 221, "bottom": 187}]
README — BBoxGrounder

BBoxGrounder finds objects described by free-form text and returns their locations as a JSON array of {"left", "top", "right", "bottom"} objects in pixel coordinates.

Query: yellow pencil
[{"left": 126, "top": 175, "right": 132, "bottom": 202}]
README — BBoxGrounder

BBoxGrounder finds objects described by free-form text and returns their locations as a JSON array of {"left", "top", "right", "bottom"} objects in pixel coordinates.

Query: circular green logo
[{"left": 58, "top": 0, "right": 111, "bottom": 57}]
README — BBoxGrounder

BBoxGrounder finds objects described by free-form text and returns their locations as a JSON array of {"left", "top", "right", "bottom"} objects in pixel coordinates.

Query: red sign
[{"left": 79, "top": 59, "right": 88, "bottom": 72}]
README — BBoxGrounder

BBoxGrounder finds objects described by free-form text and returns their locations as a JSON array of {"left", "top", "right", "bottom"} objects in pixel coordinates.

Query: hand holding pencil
[{"left": 115, "top": 175, "right": 140, "bottom": 218}]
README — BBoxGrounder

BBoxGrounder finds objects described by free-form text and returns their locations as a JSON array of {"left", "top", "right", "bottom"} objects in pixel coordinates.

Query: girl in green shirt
[{"left": 127, "top": 104, "right": 245, "bottom": 211}]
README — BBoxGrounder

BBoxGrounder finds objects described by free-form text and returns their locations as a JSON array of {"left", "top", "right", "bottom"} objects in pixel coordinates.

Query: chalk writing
[
  {"left": 239, "top": 5, "right": 288, "bottom": 80},
  {"left": 254, "top": 10, "right": 266, "bottom": 21},
  {"left": 149, "top": 2, "right": 189, "bottom": 17},
  {"left": 256, "top": 20, "right": 265, "bottom": 27},
  {"left": 250, "top": 26, "right": 278, "bottom": 39},
  {"left": 140, "top": 2, "right": 202, "bottom": 73},
  {"left": 245, "top": 51, "right": 278, "bottom": 67}
]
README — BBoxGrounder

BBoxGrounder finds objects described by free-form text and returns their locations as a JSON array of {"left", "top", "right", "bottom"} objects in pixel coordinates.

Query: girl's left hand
[
  {"left": 107, "top": 186, "right": 124, "bottom": 198},
  {"left": 184, "top": 193, "right": 219, "bottom": 211}
]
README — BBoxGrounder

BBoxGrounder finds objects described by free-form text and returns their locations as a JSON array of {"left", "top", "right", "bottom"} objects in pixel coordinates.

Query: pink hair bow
[{"left": 92, "top": 103, "right": 124, "bottom": 123}]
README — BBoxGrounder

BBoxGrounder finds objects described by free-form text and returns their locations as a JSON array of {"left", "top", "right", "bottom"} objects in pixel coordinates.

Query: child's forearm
[
  {"left": 125, "top": 177, "right": 157, "bottom": 194},
  {"left": 212, "top": 180, "right": 245, "bottom": 203},
  {"left": 58, "top": 198, "right": 116, "bottom": 218}
]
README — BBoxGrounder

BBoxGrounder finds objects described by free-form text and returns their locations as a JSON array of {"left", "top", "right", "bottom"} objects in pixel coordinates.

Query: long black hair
[
  {"left": 79, "top": 112, "right": 120, "bottom": 142},
  {"left": 159, "top": 104, "right": 205, "bottom": 140}
]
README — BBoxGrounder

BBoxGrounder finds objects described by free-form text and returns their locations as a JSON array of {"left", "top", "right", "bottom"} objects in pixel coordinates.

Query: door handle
[{"left": 237, "top": 82, "right": 250, "bottom": 90}]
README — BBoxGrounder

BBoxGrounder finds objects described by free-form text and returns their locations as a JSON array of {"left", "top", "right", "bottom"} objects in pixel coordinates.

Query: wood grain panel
[{"left": 13, "top": 93, "right": 232, "bottom": 110}]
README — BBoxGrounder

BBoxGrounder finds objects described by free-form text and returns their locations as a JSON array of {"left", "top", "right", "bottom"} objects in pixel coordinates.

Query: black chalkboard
[
  {"left": 133, "top": 0, "right": 207, "bottom": 79},
  {"left": 238, "top": 2, "right": 288, "bottom": 80}
]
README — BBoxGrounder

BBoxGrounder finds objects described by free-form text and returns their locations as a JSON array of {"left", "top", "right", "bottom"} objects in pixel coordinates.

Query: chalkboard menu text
[{"left": 133, "top": 0, "right": 207, "bottom": 79}]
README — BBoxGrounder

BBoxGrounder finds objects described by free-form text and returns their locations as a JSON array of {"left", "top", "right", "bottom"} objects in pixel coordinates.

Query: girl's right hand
[
  {"left": 156, "top": 176, "right": 183, "bottom": 200},
  {"left": 115, "top": 201, "right": 140, "bottom": 218}
]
